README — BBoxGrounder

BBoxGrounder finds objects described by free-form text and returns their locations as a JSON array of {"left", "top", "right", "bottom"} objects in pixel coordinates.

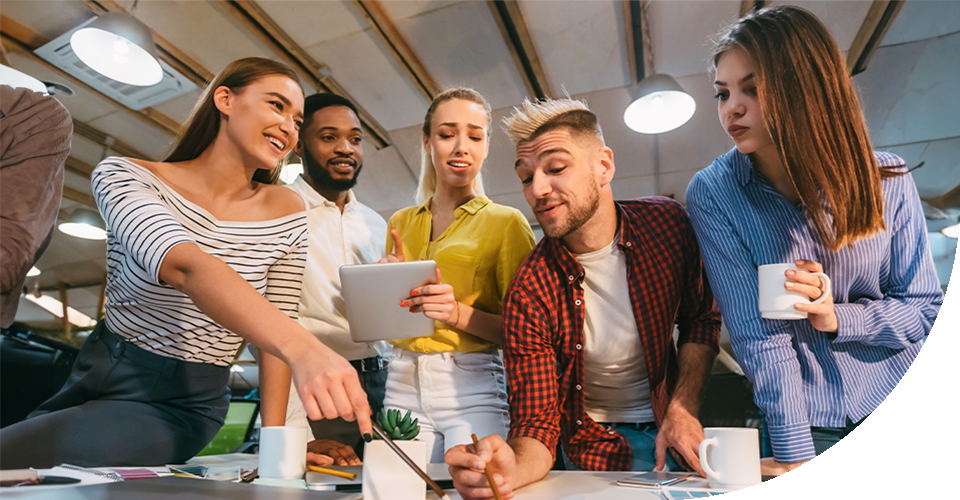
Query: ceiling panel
[
  {"left": 518, "top": 0, "right": 631, "bottom": 96},
  {"left": 86, "top": 112, "right": 175, "bottom": 160},
  {"left": 69, "top": 135, "right": 107, "bottom": 167},
  {"left": 394, "top": 1, "right": 528, "bottom": 111},
  {"left": 0, "top": 0, "right": 94, "bottom": 42},
  {"left": 487, "top": 191, "right": 534, "bottom": 223},
  {"left": 350, "top": 143, "right": 420, "bottom": 216},
  {"left": 257, "top": 0, "right": 366, "bottom": 50},
  {"left": 62, "top": 170, "right": 93, "bottom": 195},
  {"left": 883, "top": 0, "right": 960, "bottom": 46},
  {"left": 150, "top": 89, "right": 203, "bottom": 125},
  {"left": 303, "top": 28, "right": 428, "bottom": 131},
  {"left": 650, "top": 1, "right": 741, "bottom": 79},
  {"left": 378, "top": 0, "right": 466, "bottom": 23},
  {"left": 768, "top": 0, "right": 873, "bottom": 52},
  {"left": 886, "top": 137, "right": 960, "bottom": 201},
  {"left": 859, "top": 31, "right": 960, "bottom": 147},
  {"left": 130, "top": 0, "right": 277, "bottom": 75}
]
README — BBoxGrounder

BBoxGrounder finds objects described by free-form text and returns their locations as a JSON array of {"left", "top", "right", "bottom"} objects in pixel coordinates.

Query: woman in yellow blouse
[{"left": 383, "top": 88, "right": 535, "bottom": 462}]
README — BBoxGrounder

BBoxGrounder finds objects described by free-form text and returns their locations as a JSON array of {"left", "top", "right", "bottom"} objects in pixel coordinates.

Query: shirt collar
[
  {"left": 415, "top": 195, "right": 491, "bottom": 216},
  {"left": 292, "top": 175, "right": 357, "bottom": 210},
  {"left": 546, "top": 201, "right": 637, "bottom": 285},
  {"left": 726, "top": 147, "right": 754, "bottom": 187}
]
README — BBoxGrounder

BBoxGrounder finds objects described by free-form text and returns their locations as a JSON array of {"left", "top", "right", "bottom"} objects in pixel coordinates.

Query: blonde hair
[
  {"left": 416, "top": 88, "right": 491, "bottom": 206},
  {"left": 502, "top": 97, "right": 602, "bottom": 144}
]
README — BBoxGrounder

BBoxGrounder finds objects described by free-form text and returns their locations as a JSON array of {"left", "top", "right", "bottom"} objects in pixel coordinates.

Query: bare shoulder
[{"left": 259, "top": 183, "right": 305, "bottom": 218}]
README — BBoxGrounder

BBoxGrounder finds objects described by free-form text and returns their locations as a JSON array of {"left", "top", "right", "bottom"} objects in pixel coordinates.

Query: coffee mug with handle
[
  {"left": 758, "top": 263, "right": 831, "bottom": 320},
  {"left": 698, "top": 427, "right": 761, "bottom": 490}
]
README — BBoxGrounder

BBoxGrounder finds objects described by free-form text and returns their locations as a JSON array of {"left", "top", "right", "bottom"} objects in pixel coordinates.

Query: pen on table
[
  {"left": 471, "top": 433, "right": 503, "bottom": 500},
  {"left": 371, "top": 421, "right": 451, "bottom": 500},
  {"left": 306, "top": 465, "right": 357, "bottom": 480}
]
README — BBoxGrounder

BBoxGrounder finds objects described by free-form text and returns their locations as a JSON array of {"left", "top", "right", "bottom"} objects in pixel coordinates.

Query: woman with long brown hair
[
  {"left": 685, "top": 6, "right": 942, "bottom": 475},
  {"left": 0, "top": 57, "right": 371, "bottom": 468}
]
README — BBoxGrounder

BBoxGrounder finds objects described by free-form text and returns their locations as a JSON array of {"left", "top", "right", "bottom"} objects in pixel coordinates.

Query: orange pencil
[{"left": 471, "top": 433, "right": 503, "bottom": 500}]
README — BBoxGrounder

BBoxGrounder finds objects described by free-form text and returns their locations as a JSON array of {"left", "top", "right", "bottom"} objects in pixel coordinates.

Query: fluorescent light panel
[{"left": 24, "top": 294, "right": 96, "bottom": 328}]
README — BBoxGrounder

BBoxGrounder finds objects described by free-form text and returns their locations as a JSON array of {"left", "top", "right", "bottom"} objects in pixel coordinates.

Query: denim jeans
[
  {"left": 764, "top": 363, "right": 953, "bottom": 471},
  {"left": 562, "top": 422, "right": 681, "bottom": 471}
]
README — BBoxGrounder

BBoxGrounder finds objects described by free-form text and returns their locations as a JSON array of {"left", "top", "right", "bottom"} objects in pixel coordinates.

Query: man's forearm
[
  {"left": 506, "top": 437, "right": 555, "bottom": 491},
  {"left": 670, "top": 342, "right": 717, "bottom": 414}
]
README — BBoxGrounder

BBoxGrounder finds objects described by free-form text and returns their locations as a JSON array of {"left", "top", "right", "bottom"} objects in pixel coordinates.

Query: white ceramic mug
[
  {"left": 758, "top": 263, "right": 831, "bottom": 320},
  {"left": 698, "top": 427, "right": 761, "bottom": 490},
  {"left": 259, "top": 426, "right": 308, "bottom": 479}
]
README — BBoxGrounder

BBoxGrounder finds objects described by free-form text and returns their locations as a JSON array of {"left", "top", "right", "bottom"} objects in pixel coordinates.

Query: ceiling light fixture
[
  {"left": 69, "top": 11, "right": 162, "bottom": 87},
  {"left": 623, "top": 74, "right": 696, "bottom": 135},
  {"left": 58, "top": 207, "right": 107, "bottom": 240},
  {"left": 0, "top": 65, "right": 48, "bottom": 94}
]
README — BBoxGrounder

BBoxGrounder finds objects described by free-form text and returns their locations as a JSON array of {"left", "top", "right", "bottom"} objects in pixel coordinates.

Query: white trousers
[{"left": 383, "top": 347, "right": 509, "bottom": 463}]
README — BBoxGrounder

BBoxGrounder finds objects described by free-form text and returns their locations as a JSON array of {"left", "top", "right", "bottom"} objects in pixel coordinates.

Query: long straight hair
[
  {"left": 712, "top": 6, "right": 903, "bottom": 251},
  {"left": 416, "top": 88, "right": 490, "bottom": 206},
  {"left": 164, "top": 57, "right": 301, "bottom": 184}
]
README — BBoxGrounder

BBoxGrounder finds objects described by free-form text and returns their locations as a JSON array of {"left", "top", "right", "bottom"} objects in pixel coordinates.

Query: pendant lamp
[
  {"left": 69, "top": 12, "right": 162, "bottom": 87},
  {"left": 623, "top": 74, "right": 696, "bottom": 135}
]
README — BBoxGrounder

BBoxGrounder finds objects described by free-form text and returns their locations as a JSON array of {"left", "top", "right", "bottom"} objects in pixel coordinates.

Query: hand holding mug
[{"left": 786, "top": 259, "right": 837, "bottom": 332}]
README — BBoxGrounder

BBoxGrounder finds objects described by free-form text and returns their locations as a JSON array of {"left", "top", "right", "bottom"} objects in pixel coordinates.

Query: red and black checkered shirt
[{"left": 503, "top": 198, "right": 721, "bottom": 471}]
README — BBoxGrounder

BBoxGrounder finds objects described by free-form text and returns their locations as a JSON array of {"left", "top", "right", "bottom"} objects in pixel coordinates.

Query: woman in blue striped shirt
[{"left": 685, "top": 6, "right": 943, "bottom": 476}]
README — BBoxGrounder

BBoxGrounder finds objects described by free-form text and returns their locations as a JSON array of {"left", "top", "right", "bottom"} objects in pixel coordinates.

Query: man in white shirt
[{"left": 282, "top": 93, "right": 389, "bottom": 463}]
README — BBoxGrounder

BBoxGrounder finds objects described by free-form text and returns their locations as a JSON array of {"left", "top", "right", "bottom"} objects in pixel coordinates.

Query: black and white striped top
[{"left": 92, "top": 157, "right": 308, "bottom": 367}]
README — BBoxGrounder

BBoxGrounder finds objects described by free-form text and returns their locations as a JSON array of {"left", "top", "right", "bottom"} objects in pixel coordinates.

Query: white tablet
[{"left": 340, "top": 260, "right": 438, "bottom": 343}]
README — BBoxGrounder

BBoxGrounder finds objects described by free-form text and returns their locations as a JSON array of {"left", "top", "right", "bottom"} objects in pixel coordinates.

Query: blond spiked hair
[{"left": 502, "top": 97, "right": 603, "bottom": 145}]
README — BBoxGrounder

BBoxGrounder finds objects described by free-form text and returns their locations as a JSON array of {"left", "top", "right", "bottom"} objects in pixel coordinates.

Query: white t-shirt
[
  {"left": 286, "top": 176, "right": 389, "bottom": 360},
  {"left": 575, "top": 236, "right": 654, "bottom": 423}
]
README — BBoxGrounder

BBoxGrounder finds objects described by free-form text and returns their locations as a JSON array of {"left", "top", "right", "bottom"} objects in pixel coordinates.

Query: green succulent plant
[{"left": 374, "top": 408, "right": 420, "bottom": 441}]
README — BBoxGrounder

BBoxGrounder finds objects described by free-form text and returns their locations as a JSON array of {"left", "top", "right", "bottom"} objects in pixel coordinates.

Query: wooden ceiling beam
[
  {"left": 0, "top": 15, "right": 180, "bottom": 137},
  {"left": 740, "top": 0, "right": 766, "bottom": 18},
  {"left": 62, "top": 185, "right": 97, "bottom": 208},
  {"left": 80, "top": 0, "right": 213, "bottom": 87},
  {"left": 487, "top": 0, "right": 552, "bottom": 100},
  {"left": 64, "top": 156, "right": 97, "bottom": 179},
  {"left": 72, "top": 119, "right": 151, "bottom": 161},
  {"left": 351, "top": 0, "right": 439, "bottom": 101},
  {"left": 215, "top": 0, "right": 391, "bottom": 148},
  {"left": 623, "top": 0, "right": 653, "bottom": 86},
  {"left": 847, "top": 0, "right": 903, "bottom": 76}
]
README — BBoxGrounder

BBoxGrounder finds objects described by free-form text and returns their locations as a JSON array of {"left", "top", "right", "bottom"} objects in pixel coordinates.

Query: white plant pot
[{"left": 362, "top": 439, "right": 427, "bottom": 500}]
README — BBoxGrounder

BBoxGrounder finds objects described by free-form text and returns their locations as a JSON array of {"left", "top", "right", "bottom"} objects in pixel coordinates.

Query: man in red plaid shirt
[{"left": 446, "top": 98, "right": 721, "bottom": 499}]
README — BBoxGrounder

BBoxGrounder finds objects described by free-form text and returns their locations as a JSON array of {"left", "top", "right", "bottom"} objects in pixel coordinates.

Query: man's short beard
[
  {"left": 541, "top": 181, "right": 601, "bottom": 240},
  {"left": 302, "top": 147, "right": 362, "bottom": 192}
]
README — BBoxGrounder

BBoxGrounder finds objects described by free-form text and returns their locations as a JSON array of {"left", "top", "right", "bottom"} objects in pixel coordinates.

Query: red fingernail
[
  {"left": 410, "top": 290, "right": 419, "bottom": 296},
  {"left": 400, "top": 301, "right": 408, "bottom": 307},
  {"left": 409, "top": 307, "right": 416, "bottom": 313}
]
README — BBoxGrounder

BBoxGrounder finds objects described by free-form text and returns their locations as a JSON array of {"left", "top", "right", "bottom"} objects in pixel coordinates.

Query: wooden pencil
[
  {"left": 370, "top": 422, "right": 451, "bottom": 500},
  {"left": 306, "top": 465, "right": 357, "bottom": 480},
  {"left": 471, "top": 433, "right": 503, "bottom": 500}
]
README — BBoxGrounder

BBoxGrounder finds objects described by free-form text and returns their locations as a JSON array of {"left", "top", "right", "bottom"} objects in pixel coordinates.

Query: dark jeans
[
  {"left": 308, "top": 360, "right": 387, "bottom": 459},
  {"left": 763, "top": 363, "right": 953, "bottom": 471},
  {"left": 0, "top": 323, "right": 229, "bottom": 469}
]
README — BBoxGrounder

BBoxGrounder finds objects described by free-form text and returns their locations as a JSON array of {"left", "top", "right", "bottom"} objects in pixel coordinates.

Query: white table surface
[{"left": 427, "top": 471, "right": 721, "bottom": 500}]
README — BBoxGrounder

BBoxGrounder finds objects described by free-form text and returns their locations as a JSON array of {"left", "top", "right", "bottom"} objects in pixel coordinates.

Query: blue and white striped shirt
[{"left": 685, "top": 148, "right": 943, "bottom": 462}]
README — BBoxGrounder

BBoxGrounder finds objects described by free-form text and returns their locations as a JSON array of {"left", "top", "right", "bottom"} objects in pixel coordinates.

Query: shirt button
[
  {"left": 576, "top": 420, "right": 582, "bottom": 426},
  {"left": 576, "top": 344, "right": 582, "bottom": 350},
  {"left": 625, "top": 241, "right": 632, "bottom": 247},
  {"left": 575, "top": 299, "right": 582, "bottom": 306},
  {"left": 568, "top": 275, "right": 575, "bottom": 281},
  {"left": 576, "top": 384, "right": 582, "bottom": 390}
]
